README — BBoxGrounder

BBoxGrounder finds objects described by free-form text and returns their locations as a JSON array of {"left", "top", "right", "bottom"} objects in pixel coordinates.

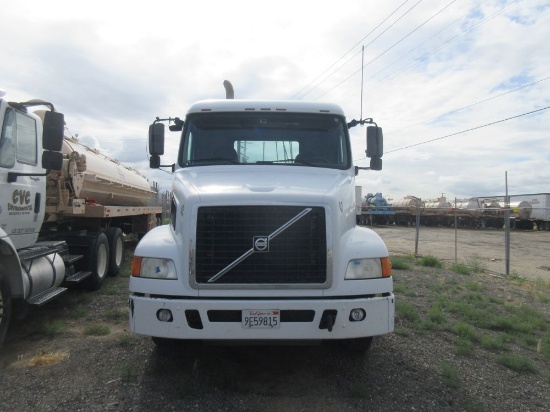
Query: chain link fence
[{"left": 365, "top": 206, "right": 550, "bottom": 282}]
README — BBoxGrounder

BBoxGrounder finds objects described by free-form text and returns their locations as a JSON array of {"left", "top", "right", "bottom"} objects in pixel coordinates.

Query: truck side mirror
[
  {"left": 366, "top": 126, "right": 383, "bottom": 158},
  {"left": 42, "top": 151, "right": 63, "bottom": 170},
  {"left": 42, "top": 111, "right": 65, "bottom": 151},
  {"left": 370, "top": 157, "right": 382, "bottom": 171},
  {"left": 366, "top": 126, "right": 383, "bottom": 171},
  {"left": 149, "top": 123, "right": 165, "bottom": 155},
  {"left": 150, "top": 154, "right": 161, "bottom": 169}
]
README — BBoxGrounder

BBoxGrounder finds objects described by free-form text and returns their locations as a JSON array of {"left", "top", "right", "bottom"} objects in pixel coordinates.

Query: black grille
[{"left": 195, "top": 206, "right": 327, "bottom": 284}]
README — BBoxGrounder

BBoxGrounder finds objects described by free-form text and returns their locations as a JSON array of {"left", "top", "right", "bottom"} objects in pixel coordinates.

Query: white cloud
[{"left": 1, "top": 0, "right": 549, "bottom": 199}]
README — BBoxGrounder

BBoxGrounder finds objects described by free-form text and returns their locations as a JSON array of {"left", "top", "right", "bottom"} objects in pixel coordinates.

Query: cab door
[{"left": 0, "top": 104, "right": 45, "bottom": 250}]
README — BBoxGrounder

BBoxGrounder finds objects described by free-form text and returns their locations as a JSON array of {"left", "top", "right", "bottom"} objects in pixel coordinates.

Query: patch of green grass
[
  {"left": 393, "top": 283, "right": 417, "bottom": 297},
  {"left": 70, "top": 306, "right": 89, "bottom": 319},
  {"left": 427, "top": 299, "right": 448, "bottom": 326},
  {"left": 390, "top": 257, "right": 412, "bottom": 270},
  {"left": 479, "top": 334, "right": 508, "bottom": 352},
  {"left": 84, "top": 324, "right": 110, "bottom": 336},
  {"left": 120, "top": 362, "right": 138, "bottom": 383},
  {"left": 453, "top": 322, "right": 478, "bottom": 341},
  {"left": 467, "top": 257, "right": 486, "bottom": 273},
  {"left": 117, "top": 334, "right": 137, "bottom": 347},
  {"left": 453, "top": 337, "right": 475, "bottom": 356},
  {"left": 496, "top": 354, "right": 536, "bottom": 373},
  {"left": 465, "top": 281, "right": 481, "bottom": 292},
  {"left": 105, "top": 308, "right": 128, "bottom": 322},
  {"left": 451, "top": 262, "right": 471, "bottom": 275},
  {"left": 100, "top": 282, "right": 119, "bottom": 296},
  {"left": 396, "top": 301, "right": 421, "bottom": 324},
  {"left": 394, "top": 327, "right": 411, "bottom": 336},
  {"left": 40, "top": 320, "right": 65, "bottom": 337},
  {"left": 440, "top": 362, "right": 461, "bottom": 388},
  {"left": 538, "top": 338, "right": 550, "bottom": 360},
  {"left": 419, "top": 255, "right": 443, "bottom": 268}
]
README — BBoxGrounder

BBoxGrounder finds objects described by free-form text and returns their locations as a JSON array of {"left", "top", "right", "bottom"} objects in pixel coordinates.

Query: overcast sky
[{"left": 1, "top": 0, "right": 549, "bottom": 203}]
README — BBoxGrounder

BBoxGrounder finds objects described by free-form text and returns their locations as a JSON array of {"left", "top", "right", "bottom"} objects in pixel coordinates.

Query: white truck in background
[
  {"left": 129, "top": 82, "right": 394, "bottom": 352},
  {"left": 0, "top": 92, "right": 162, "bottom": 347}
]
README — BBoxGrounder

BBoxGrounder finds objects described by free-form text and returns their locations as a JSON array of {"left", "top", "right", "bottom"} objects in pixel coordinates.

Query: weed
[
  {"left": 440, "top": 362, "right": 461, "bottom": 388},
  {"left": 479, "top": 335, "right": 507, "bottom": 352},
  {"left": 117, "top": 334, "right": 136, "bottom": 347},
  {"left": 394, "top": 327, "right": 411, "bottom": 336},
  {"left": 538, "top": 338, "right": 550, "bottom": 360},
  {"left": 394, "top": 283, "right": 417, "bottom": 297},
  {"left": 419, "top": 255, "right": 443, "bottom": 268},
  {"left": 390, "top": 257, "right": 412, "bottom": 270},
  {"left": 453, "top": 322, "right": 477, "bottom": 341},
  {"left": 496, "top": 354, "right": 536, "bottom": 373},
  {"left": 120, "top": 362, "right": 138, "bottom": 383},
  {"left": 465, "top": 281, "right": 481, "bottom": 292},
  {"left": 467, "top": 257, "right": 486, "bottom": 273},
  {"left": 69, "top": 307, "right": 89, "bottom": 319},
  {"left": 396, "top": 301, "right": 421, "bottom": 324},
  {"left": 100, "top": 283, "right": 119, "bottom": 296},
  {"left": 427, "top": 300, "right": 448, "bottom": 325},
  {"left": 40, "top": 320, "right": 65, "bottom": 337},
  {"left": 451, "top": 263, "right": 471, "bottom": 275},
  {"left": 106, "top": 308, "right": 128, "bottom": 322},
  {"left": 453, "top": 337, "right": 475, "bottom": 356},
  {"left": 84, "top": 324, "right": 110, "bottom": 336}
]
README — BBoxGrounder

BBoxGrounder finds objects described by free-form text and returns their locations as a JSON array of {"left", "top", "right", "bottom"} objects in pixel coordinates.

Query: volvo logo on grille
[{"left": 253, "top": 236, "right": 269, "bottom": 252}]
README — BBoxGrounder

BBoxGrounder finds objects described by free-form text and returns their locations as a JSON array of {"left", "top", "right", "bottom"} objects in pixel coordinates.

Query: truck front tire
[{"left": 0, "top": 270, "right": 13, "bottom": 348}]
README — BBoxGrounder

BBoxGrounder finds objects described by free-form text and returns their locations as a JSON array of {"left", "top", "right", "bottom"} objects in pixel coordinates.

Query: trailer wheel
[
  {"left": 87, "top": 232, "right": 110, "bottom": 290},
  {"left": 106, "top": 227, "right": 124, "bottom": 277},
  {"left": 0, "top": 270, "right": 13, "bottom": 348}
]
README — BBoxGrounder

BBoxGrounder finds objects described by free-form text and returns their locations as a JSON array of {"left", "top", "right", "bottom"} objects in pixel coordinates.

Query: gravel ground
[{"left": 0, "top": 243, "right": 549, "bottom": 411}]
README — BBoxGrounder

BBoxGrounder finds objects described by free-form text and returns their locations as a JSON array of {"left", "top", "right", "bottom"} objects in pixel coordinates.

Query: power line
[
  {"left": 290, "top": 0, "right": 417, "bottom": 100},
  {"left": 354, "top": 106, "right": 550, "bottom": 161},
  {"left": 313, "top": 0, "right": 456, "bottom": 100},
  {"left": 386, "top": 75, "right": 550, "bottom": 135}
]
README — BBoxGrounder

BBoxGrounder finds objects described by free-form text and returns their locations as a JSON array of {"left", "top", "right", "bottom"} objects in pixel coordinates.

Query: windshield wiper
[{"left": 192, "top": 158, "right": 239, "bottom": 164}]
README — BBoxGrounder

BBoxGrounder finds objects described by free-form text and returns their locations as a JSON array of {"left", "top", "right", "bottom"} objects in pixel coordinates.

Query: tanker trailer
[
  {"left": 43, "top": 133, "right": 163, "bottom": 276},
  {"left": 453, "top": 198, "right": 482, "bottom": 228},
  {"left": 480, "top": 198, "right": 504, "bottom": 229},
  {"left": 392, "top": 196, "right": 420, "bottom": 226},
  {"left": 421, "top": 196, "right": 451, "bottom": 226},
  {"left": 509, "top": 200, "right": 533, "bottom": 230}
]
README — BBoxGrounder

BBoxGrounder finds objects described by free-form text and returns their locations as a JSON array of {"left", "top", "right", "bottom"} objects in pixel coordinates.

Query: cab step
[
  {"left": 28, "top": 286, "right": 68, "bottom": 306},
  {"left": 65, "top": 270, "right": 92, "bottom": 284}
]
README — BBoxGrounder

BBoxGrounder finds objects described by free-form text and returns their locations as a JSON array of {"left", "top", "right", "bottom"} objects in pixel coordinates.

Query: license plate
[{"left": 242, "top": 309, "right": 280, "bottom": 329}]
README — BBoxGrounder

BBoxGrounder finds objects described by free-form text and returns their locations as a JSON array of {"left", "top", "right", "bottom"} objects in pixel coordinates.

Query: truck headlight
[
  {"left": 345, "top": 257, "right": 392, "bottom": 279},
  {"left": 131, "top": 257, "right": 177, "bottom": 279}
]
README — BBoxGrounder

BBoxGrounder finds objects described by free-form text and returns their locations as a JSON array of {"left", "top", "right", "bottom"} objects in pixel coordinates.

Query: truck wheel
[
  {"left": 0, "top": 271, "right": 13, "bottom": 348},
  {"left": 106, "top": 227, "right": 124, "bottom": 277},
  {"left": 87, "top": 232, "right": 110, "bottom": 290}
]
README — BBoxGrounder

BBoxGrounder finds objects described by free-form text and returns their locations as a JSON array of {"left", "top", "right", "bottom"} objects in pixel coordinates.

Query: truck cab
[{"left": 129, "top": 98, "right": 393, "bottom": 351}]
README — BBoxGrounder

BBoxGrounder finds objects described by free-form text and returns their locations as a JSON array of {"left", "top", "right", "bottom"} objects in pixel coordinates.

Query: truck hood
[{"left": 175, "top": 166, "right": 351, "bottom": 203}]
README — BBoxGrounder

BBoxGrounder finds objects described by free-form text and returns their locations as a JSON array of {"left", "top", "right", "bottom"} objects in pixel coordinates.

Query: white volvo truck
[
  {"left": 0, "top": 92, "right": 161, "bottom": 348},
  {"left": 129, "top": 83, "right": 394, "bottom": 351}
]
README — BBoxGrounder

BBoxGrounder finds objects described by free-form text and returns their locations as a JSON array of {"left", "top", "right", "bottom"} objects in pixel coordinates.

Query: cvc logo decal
[{"left": 8, "top": 189, "right": 33, "bottom": 214}]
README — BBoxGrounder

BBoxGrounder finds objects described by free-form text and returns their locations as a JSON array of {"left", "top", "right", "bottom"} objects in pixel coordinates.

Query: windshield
[{"left": 179, "top": 112, "right": 351, "bottom": 169}]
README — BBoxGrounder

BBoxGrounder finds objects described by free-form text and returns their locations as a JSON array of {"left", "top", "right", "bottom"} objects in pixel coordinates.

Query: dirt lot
[
  {"left": 0, "top": 238, "right": 549, "bottom": 411},
  {"left": 372, "top": 225, "right": 550, "bottom": 282}
]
